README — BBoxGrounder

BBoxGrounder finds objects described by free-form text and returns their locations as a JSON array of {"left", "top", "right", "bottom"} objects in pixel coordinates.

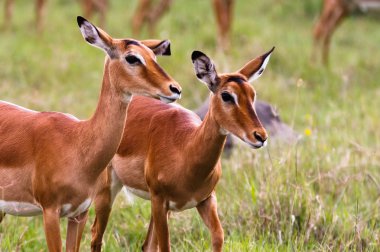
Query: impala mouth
[
  {"left": 243, "top": 137, "right": 267, "bottom": 149},
  {"left": 158, "top": 94, "right": 180, "bottom": 104}
]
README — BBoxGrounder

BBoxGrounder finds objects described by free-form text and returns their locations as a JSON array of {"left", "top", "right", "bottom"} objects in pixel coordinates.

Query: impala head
[
  {"left": 77, "top": 16, "right": 181, "bottom": 103},
  {"left": 191, "top": 47, "right": 274, "bottom": 149}
]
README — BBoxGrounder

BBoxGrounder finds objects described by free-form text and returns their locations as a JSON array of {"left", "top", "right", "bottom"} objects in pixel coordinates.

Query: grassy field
[{"left": 1, "top": 0, "right": 380, "bottom": 251}]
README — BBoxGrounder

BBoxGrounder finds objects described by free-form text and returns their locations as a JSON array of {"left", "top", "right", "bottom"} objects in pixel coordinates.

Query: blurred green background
[{"left": 0, "top": 0, "right": 379, "bottom": 251}]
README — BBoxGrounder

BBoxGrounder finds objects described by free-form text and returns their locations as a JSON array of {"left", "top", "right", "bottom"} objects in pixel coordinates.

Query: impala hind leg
[
  {"left": 35, "top": 0, "right": 46, "bottom": 32},
  {"left": 212, "top": 0, "right": 234, "bottom": 51},
  {"left": 91, "top": 195, "right": 113, "bottom": 252},
  {"left": 132, "top": 0, "right": 152, "bottom": 36},
  {"left": 196, "top": 193, "right": 224, "bottom": 252},
  {"left": 43, "top": 208, "right": 62, "bottom": 252},
  {"left": 151, "top": 195, "right": 170, "bottom": 252},
  {"left": 146, "top": 0, "right": 172, "bottom": 36},
  {"left": 3, "top": 0, "right": 14, "bottom": 30},
  {"left": 91, "top": 170, "right": 122, "bottom": 252},
  {"left": 321, "top": 9, "right": 346, "bottom": 65},
  {"left": 66, "top": 210, "right": 89, "bottom": 252},
  {"left": 142, "top": 216, "right": 159, "bottom": 252}
]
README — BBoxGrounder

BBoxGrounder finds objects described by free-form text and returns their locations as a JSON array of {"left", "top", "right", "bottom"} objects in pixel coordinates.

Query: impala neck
[
  {"left": 187, "top": 101, "right": 227, "bottom": 179},
  {"left": 82, "top": 58, "right": 129, "bottom": 176}
]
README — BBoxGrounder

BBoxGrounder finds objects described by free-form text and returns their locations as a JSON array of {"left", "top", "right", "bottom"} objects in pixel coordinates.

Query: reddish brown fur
[
  {"left": 132, "top": 0, "right": 234, "bottom": 50},
  {"left": 81, "top": 0, "right": 108, "bottom": 28},
  {"left": 90, "top": 49, "right": 273, "bottom": 252},
  {"left": 0, "top": 17, "right": 180, "bottom": 252},
  {"left": 313, "top": 0, "right": 380, "bottom": 65},
  {"left": 2, "top": 0, "right": 107, "bottom": 31},
  {"left": 3, "top": 0, "right": 46, "bottom": 31}
]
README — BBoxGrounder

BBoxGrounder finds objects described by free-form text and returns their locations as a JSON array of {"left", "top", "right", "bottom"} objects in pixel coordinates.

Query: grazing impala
[
  {"left": 0, "top": 16, "right": 181, "bottom": 252},
  {"left": 3, "top": 0, "right": 46, "bottom": 31},
  {"left": 313, "top": 0, "right": 380, "bottom": 64},
  {"left": 90, "top": 47, "right": 274, "bottom": 251},
  {"left": 3, "top": 0, "right": 108, "bottom": 31},
  {"left": 132, "top": 0, "right": 234, "bottom": 50}
]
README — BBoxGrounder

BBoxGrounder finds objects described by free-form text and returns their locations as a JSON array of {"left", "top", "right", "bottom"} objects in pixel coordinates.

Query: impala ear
[
  {"left": 77, "top": 16, "right": 115, "bottom": 58},
  {"left": 191, "top": 51, "right": 219, "bottom": 93},
  {"left": 141, "top": 40, "right": 171, "bottom": 56},
  {"left": 238, "top": 47, "right": 275, "bottom": 83}
]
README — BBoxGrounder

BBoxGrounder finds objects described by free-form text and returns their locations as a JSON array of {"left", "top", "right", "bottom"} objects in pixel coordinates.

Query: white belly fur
[
  {"left": 0, "top": 200, "right": 42, "bottom": 216},
  {"left": 61, "top": 198, "right": 92, "bottom": 218},
  {"left": 124, "top": 185, "right": 151, "bottom": 200},
  {"left": 0, "top": 199, "right": 91, "bottom": 218},
  {"left": 169, "top": 199, "right": 198, "bottom": 211},
  {"left": 123, "top": 185, "right": 199, "bottom": 212}
]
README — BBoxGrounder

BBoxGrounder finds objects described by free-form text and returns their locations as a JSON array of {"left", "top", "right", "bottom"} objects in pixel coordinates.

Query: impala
[
  {"left": 90, "top": 47, "right": 274, "bottom": 251},
  {"left": 3, "top": 0, "right": 108, "bottom": 31},
  {"left": 313, "top": 0, "right": 380, "bottom": 65},
  {"left": 3, "top": 0, "right": 46, "bottom": 31},
  {"left": 0, "top": 16, "right": 181, "bottom": 252},
  {"left": 132, "top": 0, "right": 234, "bottom": 50}
]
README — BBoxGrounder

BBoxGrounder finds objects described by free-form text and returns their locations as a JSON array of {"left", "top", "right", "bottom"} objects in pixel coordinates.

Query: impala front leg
[
  {"left": 3, "top": 0, "right": 14, "bottom": 30},
  {"left": 42, "top": 208, "right": 62, "bottom": 252},
  {"left": 142, "top": 216, "right": 159, "bottom": 252},
  {"left": 196, "top": 192, "right": 224, "bottom": 252},
  {"left": 91, "top": 192, "right": 113, "bottom": 252},
  {"left": 35, "top": 0, "right": 46, "bottom": 32},
  {"left": 151, "top": 195, "right": 170, "bottom": 252},
  {"left": 66, "top": 210, "right": 89, "bottom": 252}
]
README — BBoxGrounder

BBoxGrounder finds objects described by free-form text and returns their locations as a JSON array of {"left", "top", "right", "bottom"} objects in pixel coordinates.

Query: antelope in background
[
  {"left": 90, "top": 48, "right": 274, "bottom": 251},
  {"left": 0, "top": 16, "right": 181, "bottom": 252},
  {"left": 2, "top": 0, "right": 108, "bottom": 31},
  {"left": 313, "top": 0, "right": 380, "bottom": 65},
  {"left": 3, "top": 0, "right": 233, "bottom": 49},
  {"left": 3, "top": 0, "right": 46, "bottom": 31},
  {"left": 132, "top": 0, "right": 234, "bottom": 50}
]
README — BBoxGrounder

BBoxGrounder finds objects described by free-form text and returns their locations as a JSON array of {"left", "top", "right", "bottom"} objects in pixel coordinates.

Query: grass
[{"left": 0, "top": 0, "right": 379, "bottom": 251}]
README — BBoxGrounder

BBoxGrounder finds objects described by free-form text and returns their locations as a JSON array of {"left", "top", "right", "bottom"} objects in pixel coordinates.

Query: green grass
[{"left": 0, "top": 0, "right": 379, "bottom": 251}]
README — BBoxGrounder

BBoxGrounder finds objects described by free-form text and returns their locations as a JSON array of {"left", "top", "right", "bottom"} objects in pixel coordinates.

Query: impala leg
[
  {"left": 132, "top": 0, "right": 152, "bottom": 36},
  {"left": 142, "top": 216, "right": 159, "bottom": 252},
  {"left": 82, "top": 0, "right": 94, "bottom": 19},
  {"left": 66, "top": 210, "right": 89, "bottom": 252},
  {"left": 91, "top": 169, "right": 121, "bottom": 252},
  {"left": 35, "top": 0, "right": 46, "bottom": 32},
  {"left": 322, "top": 8, "right": 346, "bottom": 65},
  {"left": 147, "top": 0, "right": 172, "bottom": 36},
  {"left": 43, "top": 208, "right": 62, "bottom": 252},
  {"left": 212, "top": 0, "right": 234, "bottom": 50},
  {"left": 0, "top": 212, "right": 5, "bottom": 223},
  {"left": 91, "top": 193, "right": 112, "bottom": 252},
  {"left": 196, "top": 193, "right": 224, "bottom": 252},
  {"left": 151, "top": 195, "right": 170, "bottom": 252},
  {"left": 3, "top": 0, "right": 14, "bottom": 30},
  {"left": 96, "top": 0, "right": 108, "bottom": 28}
]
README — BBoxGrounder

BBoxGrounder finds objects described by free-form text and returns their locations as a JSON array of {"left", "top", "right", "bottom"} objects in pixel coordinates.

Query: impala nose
[
  {"left": 254, "top": 131, "right": 267, "bottom": 144},
  {"left": 169, "top": 84, "right": 181, "bottom": 95}
]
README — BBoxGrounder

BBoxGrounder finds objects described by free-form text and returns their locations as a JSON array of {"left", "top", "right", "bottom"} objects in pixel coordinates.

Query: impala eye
[
  {"left": 221, "top": 92, "right": 235, "bottom": 103},
  {"left": 125, "top": 55, "right": 141, "bottom": 65}
]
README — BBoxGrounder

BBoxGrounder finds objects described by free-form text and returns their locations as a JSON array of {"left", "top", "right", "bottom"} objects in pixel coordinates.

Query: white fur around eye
[
  {"left": 126, "top": 53, "right": 146, "bottom": 66},
  {"left": 231, "top": 92, "right": 239, "bottom": 106}
]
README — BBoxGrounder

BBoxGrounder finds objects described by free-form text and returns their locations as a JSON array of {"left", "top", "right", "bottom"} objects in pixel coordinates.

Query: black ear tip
[
  {"left": 77, "top": 16, "right": 87, "bottom": 27},
  {"left": 262, "top": 46, "right": 275, "bottom": 58},
  {"left": 267, "top": 46, "right": 275, "bottom": 54},
  {"left": 163, "top": 41, "right": 171, "bottom": 56},
  {"left": 191, "top": 51, "right": 205, "bottom": 61}
]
